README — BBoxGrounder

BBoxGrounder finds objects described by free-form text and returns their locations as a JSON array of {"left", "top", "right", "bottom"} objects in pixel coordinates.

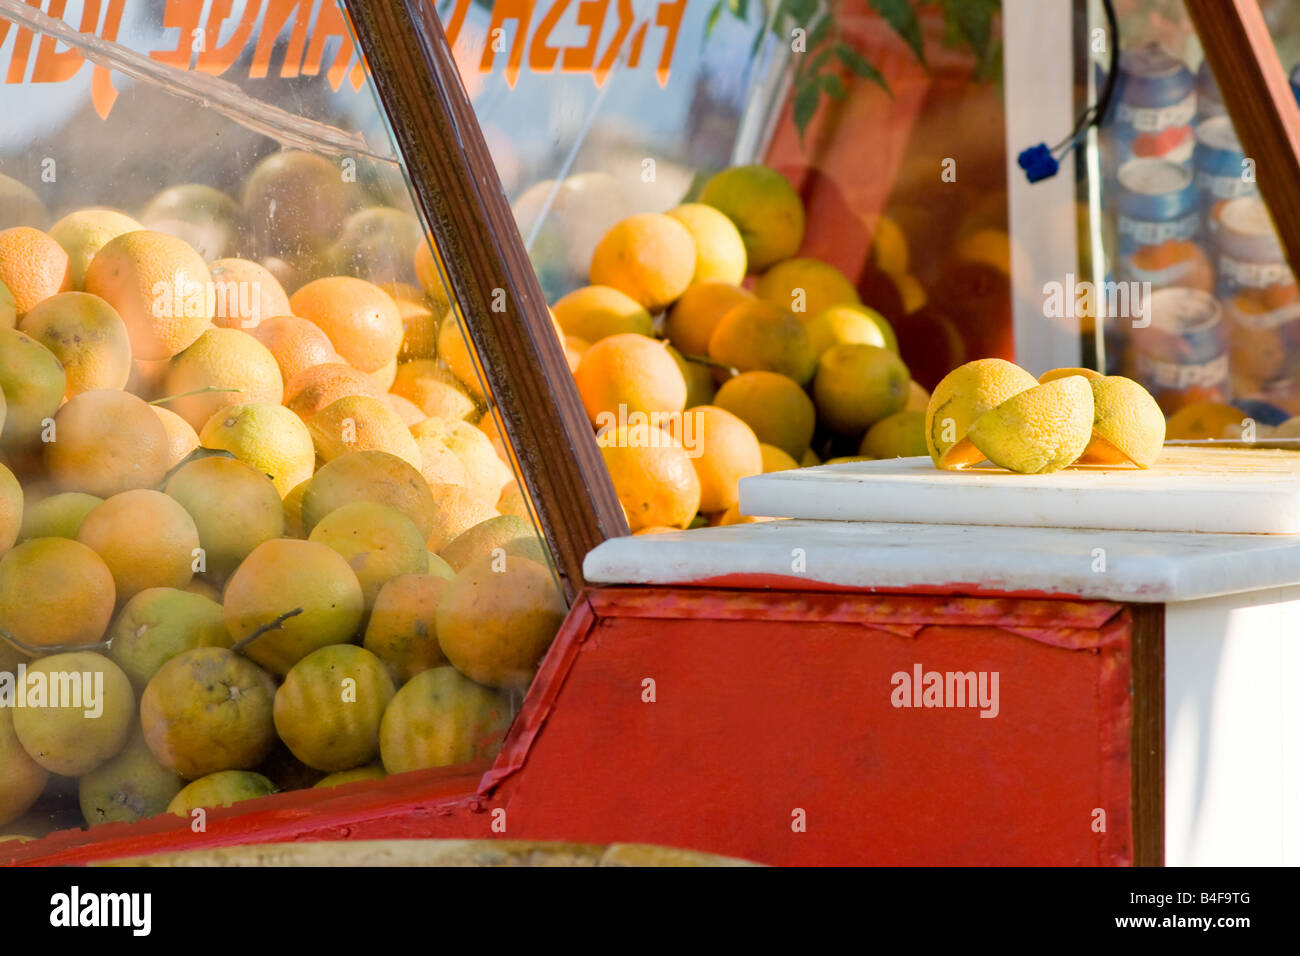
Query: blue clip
[{"left": 1018, "top": 143, "right": 1059, "bottom": 183}]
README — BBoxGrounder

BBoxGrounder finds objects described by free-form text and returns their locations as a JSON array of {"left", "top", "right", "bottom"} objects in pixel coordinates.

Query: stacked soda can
[
  {"left": 1214, "top": 196, "right": 1300, "bottom": 414},
  {"left": 1193, "top": 116, "right": 1257, "bottom": 234},
  {"left": 1112, "top": 43, "right": 1198, "bottom": 167},
  {"left": 1114, "top": 157, "right": 1210, "bottom": 293},
  {"left": 1131, "top": 287, "right": 1231, "bottom": 412}
]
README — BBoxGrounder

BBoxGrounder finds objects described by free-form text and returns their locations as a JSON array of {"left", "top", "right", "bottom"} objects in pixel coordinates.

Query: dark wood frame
[
  {"left": 343, "top": 0, "right": 628, "bottom": 602},
  {"left": 1127, "top": 603, "right": 1165, "bottom": 867},
  {"left": 1186, "top": 0, "right": 1300, "bottom": 272}
]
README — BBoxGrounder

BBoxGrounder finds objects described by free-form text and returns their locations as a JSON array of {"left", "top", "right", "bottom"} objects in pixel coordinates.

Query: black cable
[{"left": 1053, "top": 0, "right": 1121, "bottom": 155}]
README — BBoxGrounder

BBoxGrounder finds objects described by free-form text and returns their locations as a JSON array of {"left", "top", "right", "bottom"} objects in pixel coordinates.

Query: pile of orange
[
  {"left": 562, "top": 164, "right": 931, "bottom": 533},
  {"left": 0, "top": 153, "right": 565, "bottom": 838}
]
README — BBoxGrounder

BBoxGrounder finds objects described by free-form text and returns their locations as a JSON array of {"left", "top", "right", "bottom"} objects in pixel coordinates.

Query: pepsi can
[
  {"left": 1116, "top": 158, "right": 1200, "bottom": 260},
  {"left": 1193, "top": 116, "right": 1256, "bottom": 231},
  {"left": 1133, "top": 287, "right": 1230, "bottom": 412},
  {"left": 1113, "top": 43, "right": 1197, "bottom": 167},
  {"left": 1197, "top": 59, "right": 1225, "bottom": 120},
  {"left": 1214, "top": 196, "right": 1294, "bottom": 299}
]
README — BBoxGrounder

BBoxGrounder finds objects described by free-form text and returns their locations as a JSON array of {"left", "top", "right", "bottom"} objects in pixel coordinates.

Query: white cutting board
[{"left": 738, "top": 447, "right": 1300, "bottom": 534}]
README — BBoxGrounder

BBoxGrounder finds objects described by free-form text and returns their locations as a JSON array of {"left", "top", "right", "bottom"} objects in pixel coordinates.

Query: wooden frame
[
  {"left": 343, "top": 0, "right": 628, "bottom": 601},
  {"left": 1186, "top": 0, "right": 1300, "bottom": 272}
]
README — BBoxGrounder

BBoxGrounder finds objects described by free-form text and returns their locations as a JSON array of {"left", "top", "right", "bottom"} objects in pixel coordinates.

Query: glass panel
[
  {"left": 456, "top": 0, "right": 1007, "bottom": 479},
  {"left": 0, "top": 0, "right": 561, "bottom": 842},
  {"left": 1087, "top": 0, "right": 1300, "bottom": 435}
]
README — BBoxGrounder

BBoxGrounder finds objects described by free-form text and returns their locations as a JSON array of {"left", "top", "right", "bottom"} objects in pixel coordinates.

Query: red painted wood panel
[{"left": 3, "top": 588, "right": 1135, "bottom": 867}]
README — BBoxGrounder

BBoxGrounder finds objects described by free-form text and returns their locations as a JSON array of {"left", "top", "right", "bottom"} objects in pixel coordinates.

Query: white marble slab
[
  {"left": 583, "top": 519, "right": 1300, "bottom": 602},
  {"left": 738, "top": 448, "right": 1300, "bottom": 534}
]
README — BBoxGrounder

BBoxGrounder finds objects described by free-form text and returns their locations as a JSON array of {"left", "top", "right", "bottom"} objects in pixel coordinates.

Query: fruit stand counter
[{"left": 9, "top": 482, "right": 1297, "bottom": 868}]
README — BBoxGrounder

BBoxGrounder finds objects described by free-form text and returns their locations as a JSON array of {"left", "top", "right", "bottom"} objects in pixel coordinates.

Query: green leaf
[
  {"left": 835, "top": 43, "right": 891, "bottom": 95},
  {"left": 807, "top": 12, "right": 832, "bottom": 51},
  {"left": 795, "top": 44, "right": 834, "bottom": 83},
  {"left": 821, "top": 73, "right": 848, "bottom": 100},
  {"left": 787, "top": 0, "right": 820, "bottom": 24},
  {"left": 752, "top": 0, "right": 789, "bottom": 57},
  {"left": 792, "top": 78, "right": 822, "bottom": 137},
  {"left": 727, "top": 0, "right": 750, "bottom": 18},
  {"left": 869, "top": 0, "right": 926, "bottom": 65}
]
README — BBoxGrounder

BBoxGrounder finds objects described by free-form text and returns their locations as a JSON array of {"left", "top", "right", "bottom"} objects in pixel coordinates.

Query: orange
[
  {"left": 802, "top": 303, "right": 896, "bottom": 357},
  {"left": 759, "top": 443, "right": 799, "bottom": 472},
  {"left": 388, "top": 283, "right": 441, "bottom": 361},
  {"left": 141, "top": 647, "right": 277, "bottom": 779},
  {"left": 598, "top": 424, "right": 701, "bottom": 531},
  {"left": 0, "top": 537, "right": 115, "bottom": 649},
  {"left": 385, "top": 393, "right": 428, "bottom": 427},
  {"left": 0, "top": 328, "right": 65, "bottom": 446},
  {"left": 0, "top": 173, "right": 48, "bottom": 231},
  {"left": 106, "top": 587, "right": 232, "bottom": 692},
  {"left": 860, "top": 410, "right": 927, "bottom": 459},
  {"left": 424, "top": 483, "right": 500, "bottom": 552},
  {"left": 222, "top": 538, "right": 365, "bottom": 677},
  {"left": 813, "top": 344, "right": 910, "bottom": 435},
  {"left": 250, "top": 315, "right": 341, "bottom": 384},
  {"left": 153, "top": 403, "right": 202, "bottom": 471},
  {"left": 671, "top": 406, "right": 762, "bottom": 513},
  {"left": 668, "top": 345, "right": 717, "bottom": 408},
  {"left": 209, "top": 257, "right": 291, "bottom": 330},
  {"left": 48, "top": 209, "right": 141, "bottom": 291},
  {"left": 698, "top": 165, "right": 804, "bottom": 271},
  {"left": 11, "top": 652, "right": 134, "bottom": 776},
  {"left": 666, "top": 203, "right": 747, "bottom": 284},
  {"left": 708, "top": 300, "right": 816, "bottom": 385},
  {"left": 718, "top": 503, "right": 772, "bottom": 526},
  {"left": 139, "top": 184, "right": 240, "bottom": 261},
  {"left": 0, "top": 226, "right": 70, "bottom": 315},
  {"left": 363, "top": 573, "right": 451, "bottom": 683},
  {"left": 368, "top": 358, "right": 398, "bottom": 393},
  {"left": 1165, "top": 401, "right": 1244, "bottom": 441},
  {"left": 20, "top": 292, "right": 131, "bottom": 396},
  {"left": 78, "top": 726, "right": 184, "bottom": 826},
  {"left": 241, "top": 151, "right": 361, "bottom": 262},
  {"left": 273, "top": 644, "right": 396, "bottom": 772},
  {"left": 164, "top": 456, "right": 285, "bottom": 580},
  {"left": 0, "top": 708, "right": 48, "bottom": 827},
  {"left": 17, "top": 490, "right": 100, "bottom": 542},
  {"left": 410, "top": 416, "right": 511, "bottom": 503},
  {"left": 289, "top": 276, "right": 404, "bottom": 374},
  {"left": 390, "top": 359, "right": 478, "bottom": 420},
  {"left": 436, "top": 315, "right": 488, "bottom": 402},
  {"left": 438, "top": 514, "right": 537, "bottom": 573},
  {"left": 284, "top": 362, "right": 384, "bottom": 420},
  {"left": 77, "top": 490, "right": 200, "bottom": 601},
  {"left": 754, "top": 257, "right": 860, "bottom": 317},
  {"left": 167, "top": 771, "right": 276, "bottom": 815},
  {"left": 84, "top": 229, "right": 214, "bottom": 360},
  {"left": 575, "top": 333, "right": 687, "bottom": 427},
  {"left": 413, "top": 434, "right": 470, "bottom": 490},
  {"left": 552, "top": 285, "right": 653, "bottom": 342},
  {"left": 330, "top": 206, "right": 421, "bottom": 286},
  {"left": 309, "top": 394, "right": 421, "bottom": 468},
  {"left": 0, "top": 463, "right": 17, "bottom": 552},
  {"left": 436, "top": 554, "right": 566, "bottom": 690},
  {"left": 314, "top": 765, "right": 385, "bottom": 789},
  {"left": 590, "top": 213, "right": 696, "bottom": 313},
  {"left": 412, "top": 239, "right": 452, "bottom": 315},
  {"left": 161, "top": 327, "right": 284, "bottom": 431},
  {"left": 663, "top": 281, "right": 755, "bottom": 357},
  {"left": 308, "top": 501, "right": 429, "bottom": 610},
  {"left": 46, "top": 389, "right": 170, "bottom": 497},
  {"left": 714, "top": 370, "right": 816, "bottom": 459},
  {"left": 198, "top": 402, "right": 316, "bottom": 497},
  {"left": 379, "top": 666, "right": 512, "bottom": 773},
  {"left": 300, "top": 450, "right": 437, "bottom": 539}
]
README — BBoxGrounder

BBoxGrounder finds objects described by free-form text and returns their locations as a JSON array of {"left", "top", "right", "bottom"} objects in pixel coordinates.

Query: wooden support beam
[
  {"left": 342, "top": 0, "right": 629, "bottom": 601},
  {"left": 1185, "top": 0, "right": 1300, "bottom": 271}
]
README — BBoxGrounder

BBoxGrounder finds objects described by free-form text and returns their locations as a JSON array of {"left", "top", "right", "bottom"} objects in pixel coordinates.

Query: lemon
[
  {"left": 1076, "top": 376, "right": 1166, "bottom": 468},
  {"left": 754, "top": 258, "right": 859, "bottom": 317},
  {"left": 965, "top": 377, "right": 1094, "bottom": 474},
  {"left": 199, "top": 403, "right": 316, "bottom": 498},
  {"left": 860, "top": 410, "right": 927, "bottom": 459},
  {"left": 698, "top": 165, "right": 804, "bottom": 271},
  {"left": 925, "top": 358, "right": 1038, "bottom": 468},
  {"left": 665, "top": 203, "right": 747, "bottom": 284}
]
